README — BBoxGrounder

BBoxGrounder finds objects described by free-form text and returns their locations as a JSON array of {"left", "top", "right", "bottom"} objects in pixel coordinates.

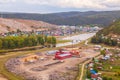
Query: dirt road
[
  {"left": 0, "top": 75, "right": 8, "bottom": 80},
  {"left": 79, "top": 55, "right": 103, "bottom": 80}
]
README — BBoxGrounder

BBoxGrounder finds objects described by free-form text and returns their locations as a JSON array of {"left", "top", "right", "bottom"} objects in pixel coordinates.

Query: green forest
[
  {"left": 91, "top": 35, "right": 118, "bottom": 46},
  {"left": 0, "top": 35, "right": 56, "bottom": 49}
]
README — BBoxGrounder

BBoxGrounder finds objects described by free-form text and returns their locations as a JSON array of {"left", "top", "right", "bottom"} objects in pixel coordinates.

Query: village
[
  {"left": 0, "top": 25, "right": 100, "bottom": 37},
  {"left": 85, "top": 47, "right": 120, "bottom": 80}
]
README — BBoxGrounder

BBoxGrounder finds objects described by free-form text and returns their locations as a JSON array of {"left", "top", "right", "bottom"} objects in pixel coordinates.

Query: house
[
  {"left": 55, "top": 50, "right": 72, "bottom": 60},
  {"left": 90, "top": 70, "right": 97, "bottom": 74},
  {"left": 91, "top": 74, "right": 98, "bottom": 80}
]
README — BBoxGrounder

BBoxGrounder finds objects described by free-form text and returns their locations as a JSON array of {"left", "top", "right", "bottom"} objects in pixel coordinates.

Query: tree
[
  {"left": 51, "top": 36, "right": 56, "bottom": 47},
  {"left": 103, "top": 77, "right": 107, "bottom": 80},
  {"left": 37, "top": 36, "right": 44, "bottom": 46},
  {"left": 118, "top": 43, "right": 120, "bottom": 47},
  {"left": 14, "top": 37, "right": 24, "bottom": 48},
  {"left": 0, "top": 39, "right": 2, "bottom": 49},
  {"left": 17, "top": 29, "right": 21, "bottom": 33},
  {"left": 104, "top": 38, "right": 111, "bottom": 45},
  {"left": 2, "top": 38, "right": 9, "bottom": 49},
  {"left": 101, "top": 49, "right": 106, "bottom": 56},
  {"left": 29, "top": 36, "right": 37, "bottom": 46},
  {"left": 111, "top": 39, "right": 117, "bottom": 46},
  {"left": 47, "top": 37, "right": 52, "bottom": 47},
  {"left": 91, "top": 35, "right": 103, "bottom": 44},
  {"left": 8, "top": 39, "right": 16, "bottom": 49},
  {"left": 0, "top": 34, "right": 56, "bottom": 49},
  {"left": 86, "top": 70, "right": 91, "bottom": 78},
  {"left": 44, "top": 36, "right": 48, "bottom": 43}
]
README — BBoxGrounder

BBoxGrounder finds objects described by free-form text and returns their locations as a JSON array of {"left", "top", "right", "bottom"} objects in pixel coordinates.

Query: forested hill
[
  {"left": 1, "top": 10, "right": 120, "bottom": 26},
  {"left": 97, "top": 19, "right": 120, "bottom": 35}
]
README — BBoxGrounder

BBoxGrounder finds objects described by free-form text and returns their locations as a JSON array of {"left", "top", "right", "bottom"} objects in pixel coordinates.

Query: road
[
  {"left": 56, "top": 33, "right": 96, "bottom": 47},
  {"left": 0, "top": 75, "right": 8, "bottom": 80}
]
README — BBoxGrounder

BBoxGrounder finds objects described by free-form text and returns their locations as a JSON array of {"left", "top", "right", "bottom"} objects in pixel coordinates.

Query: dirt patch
[
  {"left": 5, "top": 47, "right": 99, "bottom": 80},
  {"left": 0, "top": 74, "right": 8, "bottom": 80}
]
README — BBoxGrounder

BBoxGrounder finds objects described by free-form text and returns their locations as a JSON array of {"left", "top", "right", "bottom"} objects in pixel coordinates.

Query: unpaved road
[
  {"left": 79, "top": 55, "right": 103, "bottom": 80},
  {"left": 56, "top": 33, "right": 96, "bottom": 47},
  {"left": 0, "top": 75, "right": 8, "bottom": 80}
]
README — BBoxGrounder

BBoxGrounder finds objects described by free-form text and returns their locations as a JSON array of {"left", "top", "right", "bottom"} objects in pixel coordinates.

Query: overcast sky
[{"left": 0, "top": 0, "right": 120, "bottom": 13}]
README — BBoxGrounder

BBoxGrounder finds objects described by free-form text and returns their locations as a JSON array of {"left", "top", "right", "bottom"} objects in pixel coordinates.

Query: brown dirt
[
  {"left": 0, "top": 74, "right": 8, "bottom": 80},
  {"left": 0, "top": 18, "right": 57, "bottom": 33},
  {"left": 6, "top": 47, "right": 99, "bottom": 80}
]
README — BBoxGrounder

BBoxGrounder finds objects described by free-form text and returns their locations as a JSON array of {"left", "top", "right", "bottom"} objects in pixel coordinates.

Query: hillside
[
  {"left": 91, "top": 19, "right": 120, "bottom": 47},
  {"left": 97, "top": 19, "right": 120, "bottom": 35},
  {"left": 0, "top": 18, "right": 57, "bottom": 33},
  {"left": 1, "top": 10, "right": 120, "bottom": 26}
]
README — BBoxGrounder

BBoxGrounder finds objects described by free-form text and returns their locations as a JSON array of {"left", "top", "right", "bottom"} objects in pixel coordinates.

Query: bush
[
  {"left": 118, "top": 43, "right": 120, "bottom": 47},
  {"left": 86, "top": 70, "right": 91, "bottom": 78},
  {"left": 108, "top": 78, "right": 112, "bottom": 80},
  {"left": 103, "top": 76, "right": 107, "bottom": 80}
]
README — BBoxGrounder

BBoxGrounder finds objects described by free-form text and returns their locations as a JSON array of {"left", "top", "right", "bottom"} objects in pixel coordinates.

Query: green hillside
[
  {"left": 91, "top": 19, "right": 120, "bottom": 47},
  {"left": 98, "top": 19, "right": 120, "bottom": 35}
]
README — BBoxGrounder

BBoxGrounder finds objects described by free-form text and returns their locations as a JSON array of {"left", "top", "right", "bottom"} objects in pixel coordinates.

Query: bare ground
[
  {"left": 5, "top": 47, "right": 99, "bottom": 80},
  {"left": 0, "top": 74, "right": 8, "bottom": 80}
]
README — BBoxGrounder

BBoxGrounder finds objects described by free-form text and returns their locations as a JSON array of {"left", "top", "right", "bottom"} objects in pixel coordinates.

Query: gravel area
[{"left": 5, "top": 47, "right": 99, "bottom": 80}]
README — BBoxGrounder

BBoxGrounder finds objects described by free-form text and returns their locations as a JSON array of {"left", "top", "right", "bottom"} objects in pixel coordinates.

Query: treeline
[
  {"left": 91, "top": 35, "right": 118, "bottom": 46},
  {"left": 0, "top": 35, "right": 56, "bottom": 49}
]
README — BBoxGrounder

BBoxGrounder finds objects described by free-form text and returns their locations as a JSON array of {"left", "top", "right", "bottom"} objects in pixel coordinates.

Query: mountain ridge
[{"left": 1, "top": 10, "right": 120, "bottom": 26}]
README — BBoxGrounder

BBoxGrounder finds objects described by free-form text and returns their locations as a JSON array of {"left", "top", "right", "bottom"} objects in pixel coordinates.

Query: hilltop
[
  {"left": 97, "top": 19, "right": 120, "bottom": 35},
  {"left": 1, "top": 10, "right": 120, "bottom": 26},
  {"left": 0, "top": 18, "right": 57, "bottom": 33}
]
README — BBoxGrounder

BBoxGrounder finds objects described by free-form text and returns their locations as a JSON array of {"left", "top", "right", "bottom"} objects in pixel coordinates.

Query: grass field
[
  {"left": 100, "top": 55, "right": 120, "bottom": 80},
  {"left": 57, "top": 40, "right": 71, "bottom": 43},
  {"left": 94, "top": 49, "right": 120, "bottom": 80}
]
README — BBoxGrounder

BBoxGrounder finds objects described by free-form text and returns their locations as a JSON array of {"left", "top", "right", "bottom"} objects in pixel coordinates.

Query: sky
[{"left": 0, "top": 0, "right": 120, "bottom": 13}]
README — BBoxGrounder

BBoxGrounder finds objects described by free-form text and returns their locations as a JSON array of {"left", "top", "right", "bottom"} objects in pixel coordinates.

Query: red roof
[
  {"left": 55, "top": 51, "right": 72, "bottom": 60},
  {"left": 91, "top": 74, "right": 98, "bottom": 78}
]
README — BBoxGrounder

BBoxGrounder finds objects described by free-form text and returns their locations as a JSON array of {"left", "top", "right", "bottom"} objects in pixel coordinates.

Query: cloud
[
  {"left": 0, "top": 0, "right": 16, "bottom": 4},
  {"left": 25, "top": 0, "right": 49, "bottom": 5},
  {"left": 24, "top": 0, "right": 120, "bottom": 10},
  {"left": 103, "top": 0, "right": 120, "bottom": 7},
  {"left": 58, "top": 0, "right": 106, "bottom": 9},
  {"left": 24, "top": 0, "right": 104, "bottom": 9},
  {"left": 0, "top": 0, "right": 120, "bottom": 13}
]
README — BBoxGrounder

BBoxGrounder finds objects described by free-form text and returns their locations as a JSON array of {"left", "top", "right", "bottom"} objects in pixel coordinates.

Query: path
[
  {"left": 79, "top": 59, "right": 91, "bottom": 80},
  {"left": 79, "top": 55, "right": 103, "bottom": 80}
]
